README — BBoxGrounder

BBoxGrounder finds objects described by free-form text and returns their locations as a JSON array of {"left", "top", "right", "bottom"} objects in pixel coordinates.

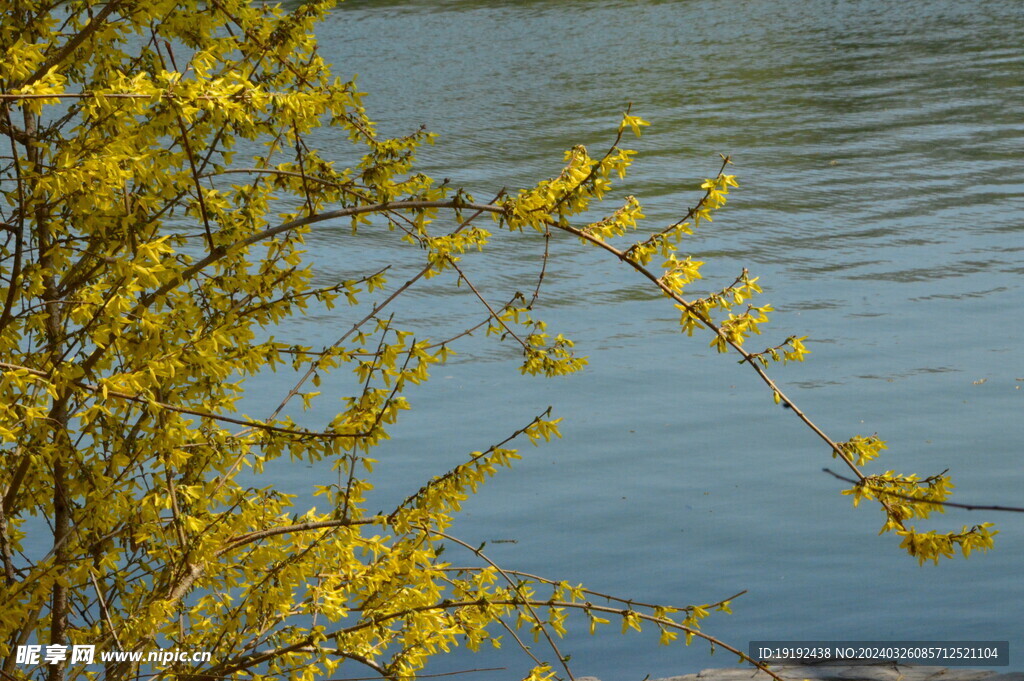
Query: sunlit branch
[
  {"left": 823, "top": 468, "right": 1024, "bottom": 513},
  {"left": 0, "top": 362, "right": 370, "bottom": 440}
]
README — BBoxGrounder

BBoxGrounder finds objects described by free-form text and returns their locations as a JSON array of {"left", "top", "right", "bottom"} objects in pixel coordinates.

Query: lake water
[{"left": 268, "top": 1, "right": 1024, "bottom": 678}]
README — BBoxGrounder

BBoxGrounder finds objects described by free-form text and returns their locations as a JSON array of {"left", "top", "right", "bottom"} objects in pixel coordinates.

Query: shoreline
[{"left": 579, "top": 664, "right": 1024, "bottom": 681}]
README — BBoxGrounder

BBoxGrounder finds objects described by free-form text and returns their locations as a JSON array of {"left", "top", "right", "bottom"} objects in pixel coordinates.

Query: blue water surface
[{"left": 251, "top": 1, "right": 1024, "bottom": 678}]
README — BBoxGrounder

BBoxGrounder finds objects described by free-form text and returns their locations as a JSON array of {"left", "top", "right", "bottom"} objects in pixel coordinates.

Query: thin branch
[
  {"left": 0, "top": 107, "right": 26, "bottom": 334},
  {"left": 261, "top": 192, "right": 505, "bottom": 427},
  {"left": 322, "top": 667, "right": 505, "bottom": 681},
  {"left": 550, "top": 218, "right": 870, "bottom": 483},
  {"left": 443, "top": 566, "right": 747, "bottom": 615},
  {"left": 447, "top": 257, "right": 529, "bottom": 350},
  {"left": 548, "top": 103, "right": 631, "bottom": 214},
  {"left": 823, "top": 468, "right": 1024, "bottom": 513},
  {"left": 219, "top": 517, "right": 382, "bottom": 555},
  {"left": 15, "top": 0, "right": 126, "bottom": 90},
  {"left": 388, "top": 408, "right": 554, "bottom": 523},
  {"left": 136, "top": 199, "right": 503, "bottom": 311},
  {"left": 326, "top": 597, "right": 787, "bottom": 681},
  {"left": 431, "top": 529, "right": 577, "bottom": 681},
  {"left": 0, "top": 362, "right": 370, "bottom": 440},
  {"left": 199, "top": 166, "right": 358, "bottom": 190},
  {"left": 89, "top": 570, "right": 123, "bottom": 650}
]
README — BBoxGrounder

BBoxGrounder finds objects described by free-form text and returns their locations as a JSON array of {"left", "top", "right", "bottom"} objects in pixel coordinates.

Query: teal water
[{"left": 273, "top": 1, "right": 1024, "bottom": 678}]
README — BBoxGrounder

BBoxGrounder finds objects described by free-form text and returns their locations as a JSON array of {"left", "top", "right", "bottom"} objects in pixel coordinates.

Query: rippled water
[{"left": 276, "top": 1, "right": 1024, "bottom": 678}]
